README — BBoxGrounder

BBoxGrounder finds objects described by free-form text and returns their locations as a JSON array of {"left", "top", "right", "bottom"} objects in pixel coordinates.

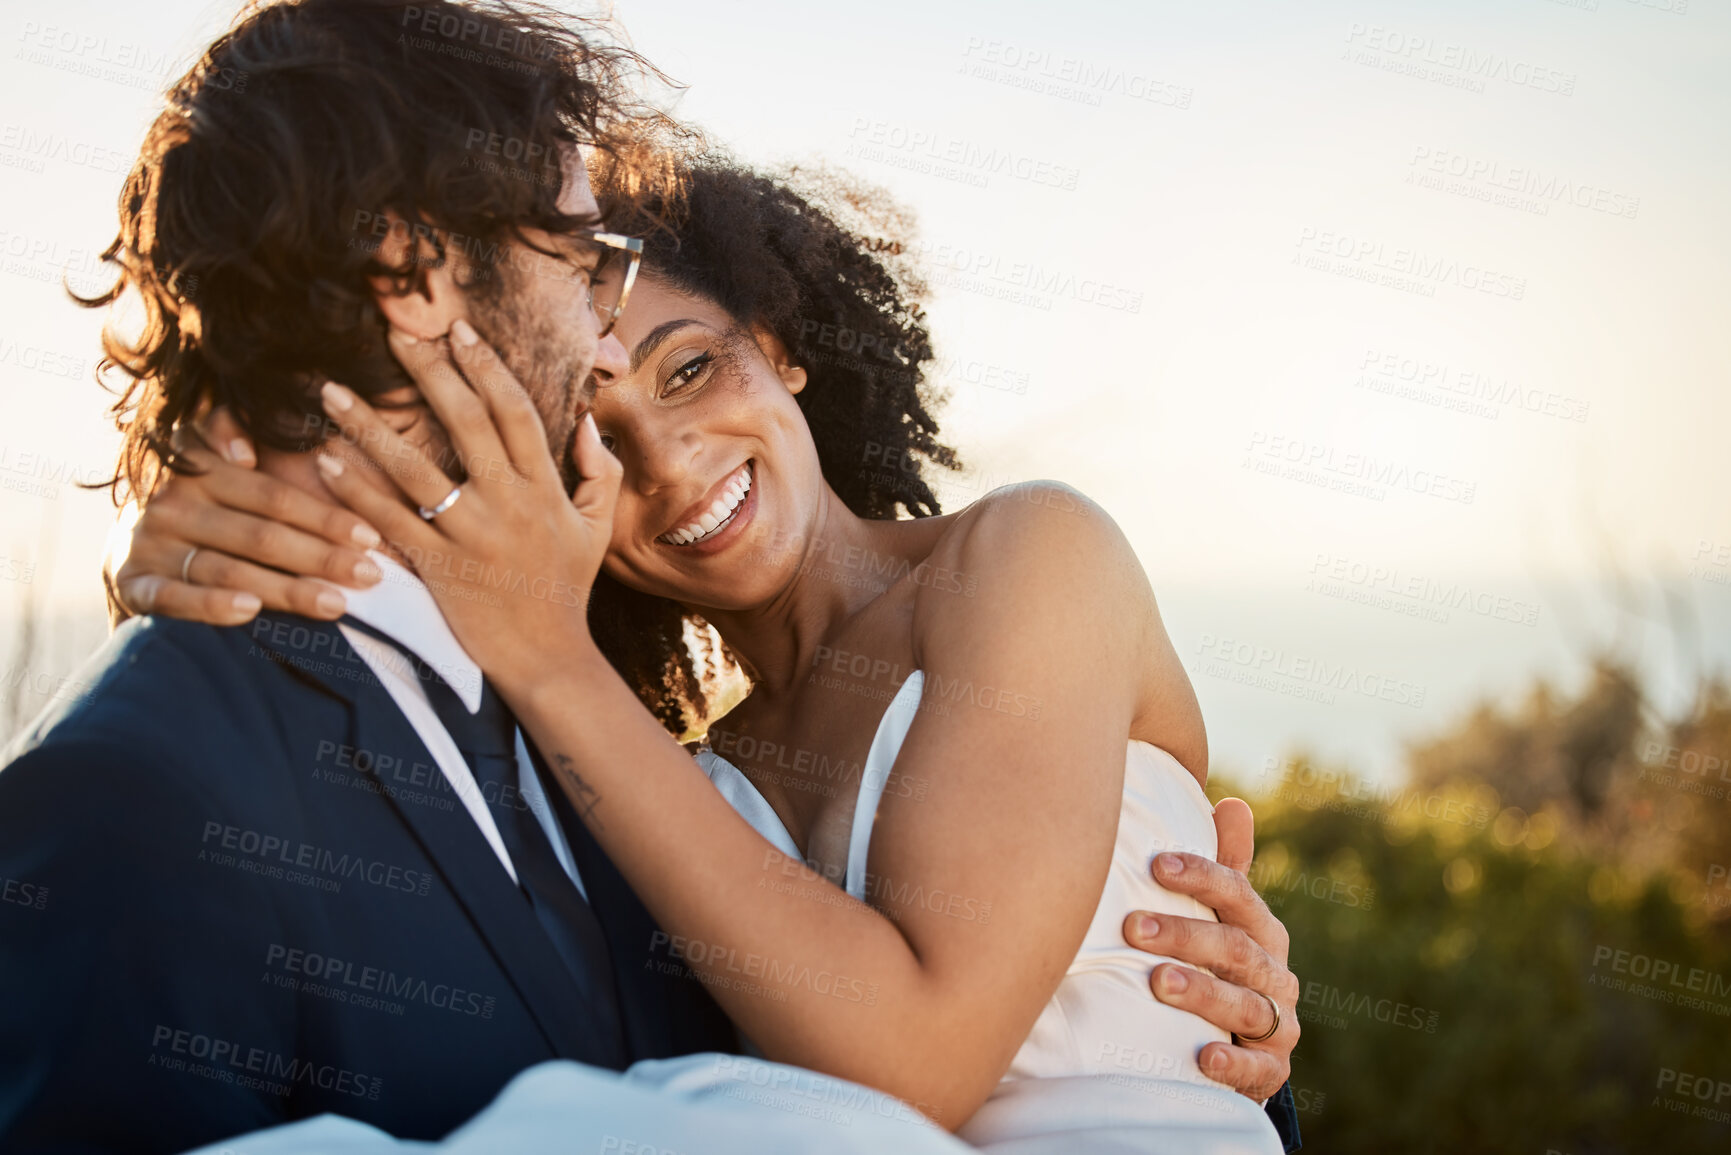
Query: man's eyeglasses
[{"left": 573, "top": 230, "right": 643, "bottom": 338}]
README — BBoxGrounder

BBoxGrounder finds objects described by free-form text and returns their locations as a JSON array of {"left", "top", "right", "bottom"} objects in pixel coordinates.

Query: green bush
[{"left": 1220, "top": 665, "right": 1731, "bottom": 1154}]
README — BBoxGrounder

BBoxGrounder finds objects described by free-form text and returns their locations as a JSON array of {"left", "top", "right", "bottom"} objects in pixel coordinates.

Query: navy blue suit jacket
[{"left": 0, "top": 613, "right": 736, "bottom": 1154}]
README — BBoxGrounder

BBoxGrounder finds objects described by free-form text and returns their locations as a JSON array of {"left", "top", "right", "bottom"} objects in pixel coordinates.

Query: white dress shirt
[{"left": 331, "top": 553, "right": 584, "bottom": 897}]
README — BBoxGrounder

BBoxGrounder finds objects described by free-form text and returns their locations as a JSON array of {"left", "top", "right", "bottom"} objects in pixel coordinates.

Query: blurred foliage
[{"left": 1212, "top": 659, "right": 1731, "bottom": 1154}]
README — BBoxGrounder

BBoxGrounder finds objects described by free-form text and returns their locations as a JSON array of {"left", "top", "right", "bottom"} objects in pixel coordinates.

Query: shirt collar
[{"left": 336, "top": 552, "right": 485, "bottom": 713}]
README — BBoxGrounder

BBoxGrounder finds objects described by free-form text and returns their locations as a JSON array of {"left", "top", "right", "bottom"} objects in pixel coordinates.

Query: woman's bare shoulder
[
  {"left": 924, "top": 480, "right": 1145, "bottom": 600},
  {"left": 916, "top": 480, "right": 1208, "bottom": 779}
]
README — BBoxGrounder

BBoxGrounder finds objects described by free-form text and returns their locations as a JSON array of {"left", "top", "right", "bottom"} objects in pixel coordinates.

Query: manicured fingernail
[
  {"left": 1206, "top": 1049, "right": 1227, "bottom": 1074},
  {"left": 350, "top": 522, "right": 381, "bottom": 549},
  {"left": 316, "top": 454, "right": 344, "bottom": 479},
  {"left": 131, "top": 576, "right": 164, "bottom": 614},
  {"left": 1157, "top": 853, "right": 1185, "bottom": 876},
  {"left": 353, "top": 559, "right": 382, "bottom": 584},
  {"left": 395, "top": 329, "right": 418, "bottom": 346},
  {"left": 1159, "top": 967, "right": 1189, "bottom": 995},
  {"left": 321, "top": 382, "right": 354, "bottom": 413},
  {"left": 316, "top": 589, "right": 347, "bottom": 617},
  {"left": 1135, "top": 914, "right": 1159, "bottom": 939},
  {"left": 450, "top": 319, "right": 478, "bottom": 347},
  {"left": 226, "top": 439, "right": 256, "bottom": 468},
  {"left": 232, "top": 593, "right": 262, "bottom": 615}
]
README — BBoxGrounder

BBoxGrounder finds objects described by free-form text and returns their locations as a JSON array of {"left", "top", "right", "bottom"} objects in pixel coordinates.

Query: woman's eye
[
  {"left": 598, "top": 430, "right": 617, "bottom": 452},
  {"left": 665, "top": 351, "right": 715, "bottom": 396}
]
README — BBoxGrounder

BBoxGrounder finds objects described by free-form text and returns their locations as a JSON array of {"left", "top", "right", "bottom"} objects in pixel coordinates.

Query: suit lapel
[{"left": 247, "top": 614, "right": 624, "bottom": 1068}]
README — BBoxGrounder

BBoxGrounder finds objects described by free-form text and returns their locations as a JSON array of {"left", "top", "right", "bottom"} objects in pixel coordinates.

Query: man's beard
[{"left": 466, "top": 275, "right": 590, "bottom": 495}]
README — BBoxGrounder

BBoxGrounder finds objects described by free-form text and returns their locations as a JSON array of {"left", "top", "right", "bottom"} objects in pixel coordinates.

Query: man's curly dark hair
[
  {"left": 80, "top": 0, "right": 677, "bottom": 505},
  {"left": 586, "top": 149, "right": 962, "bottom": 736}
]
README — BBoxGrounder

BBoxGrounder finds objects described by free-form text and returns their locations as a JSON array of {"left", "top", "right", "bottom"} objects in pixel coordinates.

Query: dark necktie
[{"left": 342, "top": 617, "right": 627, "bottom": 1059}]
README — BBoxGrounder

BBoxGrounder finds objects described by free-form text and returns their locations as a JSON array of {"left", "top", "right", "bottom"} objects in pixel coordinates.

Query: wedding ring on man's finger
[
  {"left": 180, "top": 546, "right": 200, "bottom": 584},
  {"left": 1236, "top": 991, "right": 1282, "bottom": 1044},
  {"left": 418, "top": 487, "right": 463, "bottom": 520}
]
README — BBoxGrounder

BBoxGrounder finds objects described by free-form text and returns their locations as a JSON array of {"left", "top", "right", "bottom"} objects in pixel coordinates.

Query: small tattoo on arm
[{"left": 552, "top": 753, "right": 604, "bottom": 831}]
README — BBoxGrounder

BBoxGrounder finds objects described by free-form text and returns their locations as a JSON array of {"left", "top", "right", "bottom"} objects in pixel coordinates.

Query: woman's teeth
[{"left": 660, "top": 463, "right": 752, "bottom": 546}]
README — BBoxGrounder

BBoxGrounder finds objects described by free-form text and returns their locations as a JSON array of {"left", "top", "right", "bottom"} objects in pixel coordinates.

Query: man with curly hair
[{"left": 0, "top": 3, "right": 762, "bottom": 1151}]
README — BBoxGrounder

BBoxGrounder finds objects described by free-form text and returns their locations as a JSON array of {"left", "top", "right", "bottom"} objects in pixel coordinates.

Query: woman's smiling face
[{"left": 587, "top": 272, "right": 822, "bottom": 610}]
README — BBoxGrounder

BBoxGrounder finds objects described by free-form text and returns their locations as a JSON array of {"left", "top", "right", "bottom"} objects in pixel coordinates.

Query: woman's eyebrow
[{"left": 629, "top": 319, "right": 703, "bottom": 374}]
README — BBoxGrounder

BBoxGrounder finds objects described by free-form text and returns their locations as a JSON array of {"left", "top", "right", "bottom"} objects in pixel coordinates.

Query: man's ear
[
  {"left": 367, "top": 211, "right": 470, "bottom": 340},
  {"left": 749, "top": 323, "right": 808, "bottom": 396}
]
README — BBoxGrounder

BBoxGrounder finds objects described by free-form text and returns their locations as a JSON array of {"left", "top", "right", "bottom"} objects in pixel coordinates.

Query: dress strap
[
  {"left": 693, "top": 749, "right": 803, "bottom": 861},
  {"left": 845, "top": 670, "right": 926, "bottom": 900}
]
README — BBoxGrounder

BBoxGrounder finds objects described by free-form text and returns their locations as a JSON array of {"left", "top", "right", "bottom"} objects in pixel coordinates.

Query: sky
[{"left": 1, "top": 0, "right": 1726, "bottom": 779}]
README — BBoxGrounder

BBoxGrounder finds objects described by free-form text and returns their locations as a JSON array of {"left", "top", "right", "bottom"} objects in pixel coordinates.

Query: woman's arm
[{"left": 313, "top": 332, "right": 1155, "bottom": 1129}]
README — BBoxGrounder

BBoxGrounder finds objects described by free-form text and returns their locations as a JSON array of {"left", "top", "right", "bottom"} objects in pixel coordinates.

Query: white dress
[{"left": 696, "top": 671, "right": 1284, "bottom": 1154}]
